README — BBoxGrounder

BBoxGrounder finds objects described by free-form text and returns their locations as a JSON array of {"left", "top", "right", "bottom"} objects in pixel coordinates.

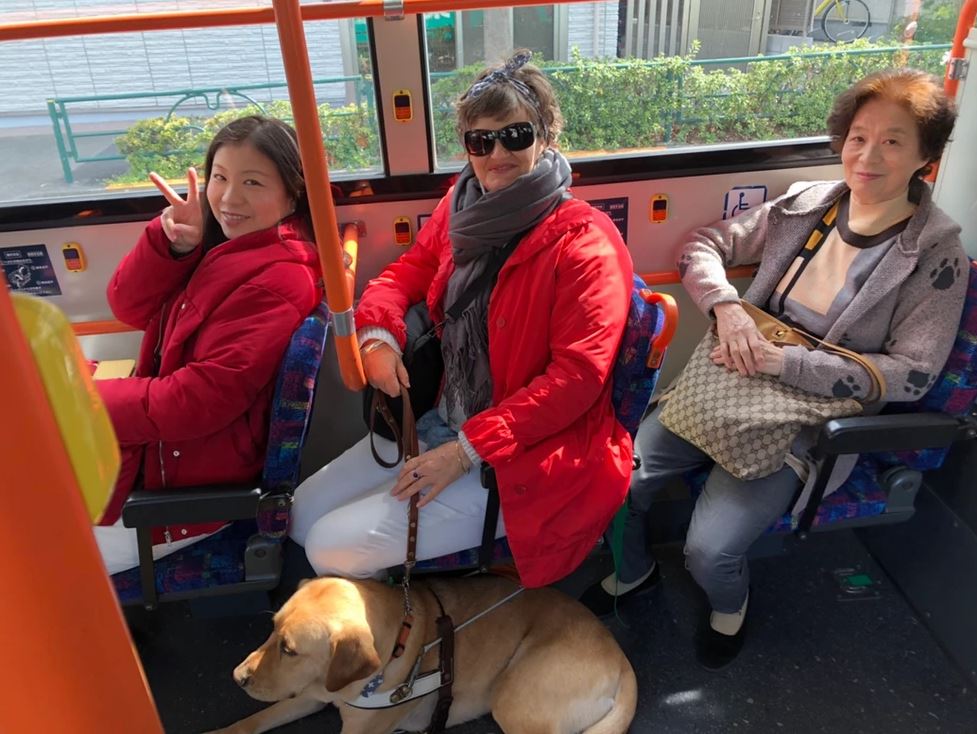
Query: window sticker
[
  {"left": 587, "top": 196, "right": 629, "bottom": 242},
  {"left": 2, "top": 245, "right": 62, "bottom": 297},
  {"left": 723, "top": 185, "right": 768, "bottom": 220}
]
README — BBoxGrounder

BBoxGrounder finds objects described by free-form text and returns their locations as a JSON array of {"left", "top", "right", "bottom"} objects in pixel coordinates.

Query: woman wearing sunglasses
[{"left": 290, "top": 50, "right": 634, "bottom": 588}]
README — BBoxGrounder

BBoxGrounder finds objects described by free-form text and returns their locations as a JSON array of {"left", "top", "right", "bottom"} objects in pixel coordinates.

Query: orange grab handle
[
  {"left": 343, "top": 222, "right": 359, "bottom": 304},
  {"left": 641, "top": 291, "right": 679, "bottom": 370}
]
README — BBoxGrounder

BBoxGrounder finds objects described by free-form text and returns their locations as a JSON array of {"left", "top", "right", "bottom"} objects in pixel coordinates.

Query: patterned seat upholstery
[
  {"left": 415, "top": 276, "right": 677, "bottom": 572},
  {"left": 112, "top": 304, "right": 330, "bottom": 604},
  {"left": 687, "top": 261, "right": 977, "bottom": 533}
]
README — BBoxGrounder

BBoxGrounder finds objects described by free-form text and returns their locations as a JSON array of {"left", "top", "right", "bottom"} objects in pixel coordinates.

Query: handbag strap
[
  {"left": 802, "top": 332, "right": 887, "bottom": 403},
  {"left": 743, "top": 300, "right": 886, "bottom": 403},
  {"left": 369, "top": 390, "right": 403, "bottom": 468},
  {"left": 773, "top": 200, "right": 840, "bottom": 317}
]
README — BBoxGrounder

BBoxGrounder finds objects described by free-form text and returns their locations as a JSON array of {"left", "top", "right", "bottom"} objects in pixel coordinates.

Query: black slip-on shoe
[
  {"left": 578, "top": 563, "right": 662, "bottom": 618},
  {"left": 695, "top": 604, "right": 748, "bottom": 671}
]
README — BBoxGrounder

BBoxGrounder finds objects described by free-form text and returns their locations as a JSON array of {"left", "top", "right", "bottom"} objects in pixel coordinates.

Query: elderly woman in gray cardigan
[{"left": 581, "top": 69, "right": 967, "bottom": 669}]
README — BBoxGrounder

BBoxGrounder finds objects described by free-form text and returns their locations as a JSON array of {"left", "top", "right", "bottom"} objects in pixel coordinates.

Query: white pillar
[
  {"left": 483, "top": 8, "right": 514, "bottom": 65},
  {"left": 933, "top": 27, "right": 977, "bottom": 258}
]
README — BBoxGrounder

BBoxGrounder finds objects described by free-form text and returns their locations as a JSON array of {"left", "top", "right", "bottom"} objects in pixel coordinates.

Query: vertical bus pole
[
  {"left": 0, "top": 279, "right": 163, "bottom": 734},
  {"left": 272, "top": 0, "right": 366, "bottom": 391}
]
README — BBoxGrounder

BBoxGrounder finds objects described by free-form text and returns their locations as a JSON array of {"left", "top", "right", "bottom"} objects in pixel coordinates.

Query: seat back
[
  {"left": 612, "top": 274, "right": 679, "bottom": 437},
  {"left": 255, "top": 302, "right": 330, "bottom": 538},
  {"left": 261, "top": 302, "right": 331, "bottom": 492},
  {"left": 111, "top": 303, "right": 330, "bottom": 605},
  {"left": 783, "top": 260, "right": 977, "bottom": 532},
  {"left": 872, "top": 260, "right": 977, "bottom": 471}
]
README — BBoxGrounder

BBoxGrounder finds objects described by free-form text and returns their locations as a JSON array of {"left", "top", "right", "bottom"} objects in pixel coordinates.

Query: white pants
[
  {"left": 93, "top": 518, "right": 215, "bottom": 576},
  {"left": 290, "top": 434, "right": 506, "bottom": 577}
]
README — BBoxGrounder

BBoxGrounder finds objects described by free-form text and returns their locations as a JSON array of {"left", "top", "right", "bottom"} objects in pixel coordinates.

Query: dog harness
[
  {"left": 346, "top": 584, "right": 525, "bottom": 713},
  {"left": 353, "top": 386, "right": 525, "bottom": 732}
]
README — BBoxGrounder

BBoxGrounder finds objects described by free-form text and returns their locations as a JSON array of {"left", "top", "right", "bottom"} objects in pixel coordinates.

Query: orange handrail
[
  {"left": 0, "top": 0, "right": 596, "bottom": 41},
  {"left": 640, "top": 265, "right": 755, "bottom": 286},
  {"left": 273, "top": 0, "right": 365, "bottom": 391},
  {"left": 945, "top": 0, "right": 977, "bottom": 101},
  {"left": 0, "top": 277, "right": 163, "bottom": 734},
  {"left": 926, "top": 0, "right": 977, "bottom": 182},
  {"left": 72, "top": 319, "right": 138, "bottom": 336}
]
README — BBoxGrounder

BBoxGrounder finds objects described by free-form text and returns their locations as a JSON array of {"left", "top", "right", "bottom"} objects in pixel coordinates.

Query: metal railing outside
[{"left": 48, "top": 75, "right": 373, "bottom": 183}]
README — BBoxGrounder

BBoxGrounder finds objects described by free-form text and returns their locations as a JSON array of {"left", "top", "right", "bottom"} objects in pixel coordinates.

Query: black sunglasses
[{"left": 463, "top": 122, "right": 536, "bottom": 157}]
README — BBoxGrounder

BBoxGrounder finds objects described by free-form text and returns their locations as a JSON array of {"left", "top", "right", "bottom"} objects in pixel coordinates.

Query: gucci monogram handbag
[{"left": 659, "top": 302, "right": 885, "bottom": 481}]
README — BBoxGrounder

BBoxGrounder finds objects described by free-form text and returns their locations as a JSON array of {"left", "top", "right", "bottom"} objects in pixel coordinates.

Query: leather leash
[{"left": 367, "top": 385, "right": 453, "bottom": 731}]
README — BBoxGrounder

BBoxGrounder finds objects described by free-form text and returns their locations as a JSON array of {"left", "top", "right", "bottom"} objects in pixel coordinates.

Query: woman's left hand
[
  {"left": 392, "top": 441, "right": 470, "bottom": 508},
  {"left": 711, "top": 340, "right": 784, "bottom": 376}
]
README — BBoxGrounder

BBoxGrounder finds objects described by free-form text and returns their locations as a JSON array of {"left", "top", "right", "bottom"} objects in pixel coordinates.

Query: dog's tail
[{"left": 582, "top": 658, "right": 637, "bottom": 734}]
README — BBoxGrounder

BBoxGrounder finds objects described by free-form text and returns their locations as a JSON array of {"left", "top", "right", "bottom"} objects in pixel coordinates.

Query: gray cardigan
[{"left": 679, "top": 180, "right": 967, "bottom": 507}]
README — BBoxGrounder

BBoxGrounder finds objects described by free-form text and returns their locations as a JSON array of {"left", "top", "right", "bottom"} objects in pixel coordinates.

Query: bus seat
[
  {"left": 111, "top": 303, "right": 330, "bottom": 609},
  {"left": 411, "top": 275, "right": 679, "bottom": 575},
  {"left": 686, "top": 260, "right": 977, "bottom": 535}
]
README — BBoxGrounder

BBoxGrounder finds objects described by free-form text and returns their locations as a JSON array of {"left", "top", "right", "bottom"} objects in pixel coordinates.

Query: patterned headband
[{"left": 461, "top": 51, "right": 539, "bottom": 108}]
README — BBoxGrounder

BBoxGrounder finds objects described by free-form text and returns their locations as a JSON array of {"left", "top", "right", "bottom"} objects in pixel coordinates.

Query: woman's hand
[
  {"left": 713, "top": 302, "right": 767, "bottom": 376},
  {"left": 362, "top": 341, "right": 410, "bottom": 398},
  {"left": 711, "top": 339, "right": 784, "bottom": 376},
  {"left": 392, "top": 441, "right": 470, "bottom": 508},
  {"left": 150, "top": 167, "right": 202, "bottom": 253}
]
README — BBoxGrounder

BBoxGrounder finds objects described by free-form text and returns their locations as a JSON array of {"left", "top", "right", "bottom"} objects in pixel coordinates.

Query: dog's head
[{"left": 232, "top": 578, "right": 382, "bottom": 702}]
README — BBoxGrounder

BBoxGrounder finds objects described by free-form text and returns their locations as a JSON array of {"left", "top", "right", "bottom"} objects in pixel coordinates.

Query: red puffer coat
[
  {"left": 97, "top": 216, "right": 322, "bottom": 542},
  {"left": 356, "top": 193, "right": 633, "bottom": 586}
]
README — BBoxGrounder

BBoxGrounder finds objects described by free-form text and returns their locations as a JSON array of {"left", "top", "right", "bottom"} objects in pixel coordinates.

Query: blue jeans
[{"left": 621, "top": 405, "right": 800, "bottom": 613}]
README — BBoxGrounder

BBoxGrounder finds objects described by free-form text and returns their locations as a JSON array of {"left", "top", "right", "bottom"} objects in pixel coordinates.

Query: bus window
[
  {"left": 0, "top": 1, "right": 383, "bottom": 206},
  {"left": 424, "top": 0, "right": 960, "bottom": 168}
]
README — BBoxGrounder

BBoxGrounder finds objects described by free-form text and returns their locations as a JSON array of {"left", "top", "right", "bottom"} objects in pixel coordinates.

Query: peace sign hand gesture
[{"left": 150, "top": 167, "right": 202, "bottom": 254}]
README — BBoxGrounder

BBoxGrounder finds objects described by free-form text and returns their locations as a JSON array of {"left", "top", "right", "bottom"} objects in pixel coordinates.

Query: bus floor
[{"left": 125, "top": 529, "right": 977, "bottom": 733}]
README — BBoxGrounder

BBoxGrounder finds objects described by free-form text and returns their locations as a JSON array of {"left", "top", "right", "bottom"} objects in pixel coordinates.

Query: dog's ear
[{"left": 324, "top": 627, "right": 381, "bottom": 693}]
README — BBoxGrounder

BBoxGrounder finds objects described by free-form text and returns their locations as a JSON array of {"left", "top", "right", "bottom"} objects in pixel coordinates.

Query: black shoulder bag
[{"left": 363, "top": 230, "right": 527, "bottom": 464}]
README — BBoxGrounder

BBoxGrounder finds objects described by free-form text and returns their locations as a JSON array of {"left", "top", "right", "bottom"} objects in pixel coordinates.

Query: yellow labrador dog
[{"left": 209, "top": 575, "right": 636, "bottom": 734}]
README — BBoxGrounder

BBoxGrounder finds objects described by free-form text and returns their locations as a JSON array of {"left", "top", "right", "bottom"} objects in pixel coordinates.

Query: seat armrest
[
  {"left": 121, "top": 484, "right": 262, "bottom": 527},
  {"left": 815, "top": 413, "right": 975, "bottom": 456}
]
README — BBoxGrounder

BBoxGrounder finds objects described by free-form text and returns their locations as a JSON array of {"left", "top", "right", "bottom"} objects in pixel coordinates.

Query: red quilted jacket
[
  {"left": 97, "top": 216, "right": 322, "bottom": 542},
  {"left": 356, "top": 193, "right": 633, "bottom": 586}
]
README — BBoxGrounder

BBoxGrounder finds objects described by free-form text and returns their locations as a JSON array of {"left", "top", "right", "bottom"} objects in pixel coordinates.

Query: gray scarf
[{"left": 440, "top": 148, "right": 572, "bottom": 428}]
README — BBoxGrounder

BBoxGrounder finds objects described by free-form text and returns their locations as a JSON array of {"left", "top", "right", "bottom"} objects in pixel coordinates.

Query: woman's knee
[
  {"left": 303, "top": 526, "right": 376, "bottom": 578},
  {"left": 684, "top": 537, "right": 741, "bottom": 586},
  {"left": 288, "top": 487, "right": 322, "bottom": 547},
  {"left": 630, "top": 411, "right": 707, "bottom": 510},
  {"left": 302, "top": 513, "right": 394, "bottom": 578}
]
